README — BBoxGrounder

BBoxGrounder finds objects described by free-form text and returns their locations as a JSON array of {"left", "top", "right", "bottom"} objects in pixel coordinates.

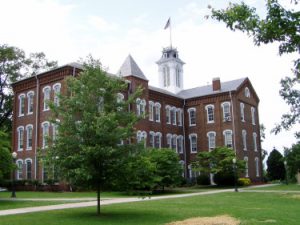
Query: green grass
[
  {"left": 0, "top": 200, "right": 70, "bottom": 210},
  {"left": 1, "top": 192, "right": 299, "bottom": 225},
  {"left": 247, "top": 183, "right": 300, "bottom": 191}
]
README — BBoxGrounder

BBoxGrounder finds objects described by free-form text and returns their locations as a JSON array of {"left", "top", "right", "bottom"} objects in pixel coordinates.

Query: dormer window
[{"left": 245, "top": 87, "right": 250, "bottom": 98}]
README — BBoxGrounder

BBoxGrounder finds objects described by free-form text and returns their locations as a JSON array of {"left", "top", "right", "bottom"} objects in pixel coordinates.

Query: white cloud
[{"left": 88, "top": 15, "right": 118, "bottom": 31}]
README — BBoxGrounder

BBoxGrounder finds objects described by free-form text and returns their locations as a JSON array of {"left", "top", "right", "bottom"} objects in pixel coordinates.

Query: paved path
[{"left": 0, "top": 189, "right": 232, "bottom": 216}]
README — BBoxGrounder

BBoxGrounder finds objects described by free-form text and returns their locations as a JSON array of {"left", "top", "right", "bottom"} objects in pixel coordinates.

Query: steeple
[
  {"left": 118, "top": 54, "right": 148, "bottom": 80},
  {"left": 156, "top": 47, "right": 185, "bottom": 94}
]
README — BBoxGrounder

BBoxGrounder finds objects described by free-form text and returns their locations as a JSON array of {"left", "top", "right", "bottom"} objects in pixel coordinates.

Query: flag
[{"left": 164, "top": 18, "right": 170, "bottom": 29}]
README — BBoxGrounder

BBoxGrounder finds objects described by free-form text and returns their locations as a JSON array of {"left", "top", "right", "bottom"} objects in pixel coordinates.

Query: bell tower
[{"left": 156, "top": 47, "right": 185, "bottom": 94}]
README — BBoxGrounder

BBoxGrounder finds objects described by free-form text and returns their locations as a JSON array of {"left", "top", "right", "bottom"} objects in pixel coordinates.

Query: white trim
[
  {"left": 177, "top": 109, "right": 183, "bottom": 126},
  {"left": 207, "top": 131, "right": 216, "bottom": 150},
  {"left": 154, "top": 102, "right": 161, "bottom": 122},
  {"left": 242, "top": 129, "right": 247, "bottom": 151},
  {"left": 253, "top": 132, "right": 258, "bottom": 151},
  {"left": 176, "top": 135, "right": 184, "bottom": 154},
  {"left": 25, "top": 124, "right": 33, "bottom": 150},
  {"left": 205, "top": 104, "right": 215, "bottom": 123},
  {"left": 52, "top": 82, "right": 61, "bottom": 91},
  {"left": 17, "top": 126, "right": 24, "bottom": 151},
  {"left": 189, "top": 133, "right": 197, "bottom": 153},
  {"left": 245, "top": 87, "right": 250, "bottom": 98},
  {"left": 223, "top": 129, "right": 233, "bottom": 148},
  {"left": 149, "top": 131, "right": 155, "bottom": 147},
  {"left": 251, "top": 107, "right": 256, "bottom": 125},
  {"left": 255, "top": 157, "right": 260, "bottom": 177},
  {"left": 244, "top": 156, "right": 249, "bottom": 178},
  {"left": 165, "top": 105, "right": 171, "bottom": 124},
  {"left": 41, "top": 121, "right": 50, "bottom": 149},
  {"left": 148, "top": 101, "right": 154, "bottom": 121},
  {"left": 26, "top": 91, "right": 34, "bottom": 115},
  {"left": 155, "top": 132, "right": 162, "bottom": 148},
  {"left": 18, "top": 93, "right": 26, "bottom": 117},
  {"left": 221, "top": 101, "right": 231, "bottom": 122},
  {"left": 16, "top": 159, "right": 23, "bottom": 180},
  {"left": 187, "top": 107, "right": 196, "bottom": 126},
  {"left": 171, "top": 106, "right": 177, "bottom": 125},
  {"left": 240, "top": 102, "right": 245, "bottom": 122},
  {"left": 42, "top": 86, "right": 51, "bottom": 111}
]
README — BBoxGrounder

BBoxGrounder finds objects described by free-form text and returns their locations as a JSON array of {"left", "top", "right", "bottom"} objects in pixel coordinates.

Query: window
[
  {"left": 207, "top": 131, "right": 216, "bottom": 150},
  {"left": 244, "top": 157, "right": 249, "bottom": 177},
  {"left": 149, "top": 101, "right": 154, "bottom": 121},
  {"left": 205, "top": 105, "right": 214, "bottom": 123},
  {"left": 177, "top": 109, "right": 183, "bottom": 126},
  {"left": 53, "top": 83, "right": 61, "bottom": 106},
  {"left": 189, "top": 133, "right": 197, "bottom": 153},
  {"left": 154, "top": 132, "right": 162, "bottom": 148},
  {"left": 251, "top": 107, "right": 256, "bottom": 125},
  {"left": 245, "top": 87, "right": 250, "bottom": 98},
  {"left": 255, "top": 157, "right": 260, "bottom": 177},
  {"left": 172, "top": 134, "right": 177, "bottom": 149},
  {"left": 136, "top": 130, "right": 147, "bottom": 145},
  {"left": 25, "top": 158, "right": 32, "bottom": 180},
  {"left": 42, "top": 121, "right": 50, "bottom": 149},
  {"left": 27, "top": 91, "right": 34, "bottom": 114},
  {"left": 26, "top": 125, "right": 33, "bottom": 150},
  {"left": 163, "top": 66, "right": 170, "bottom": 87},
  {"left": 239, "top": 102, "right": 245, "bottom": 122},
  {"left": 136, "top": 98, "right": 146, "bottom": 117},
  {"left": 176, "top": 66, "right": 180, "bottom": 87},
  {"left": 16, "top": 159, "right": 23, "bottom": 180},
  {"left": 242, "top": 130, "right": 247, "bottom": 150},
  {"left": 155, "top": 103, "right": 161, "bottom": 122},
  {"left": 171, "top": 107, "right": 177, "bottom": 125},
  {"left": 221, "top": 102, "right": 231, "bottom": 121},
  {"left": 166, "top": 133, "right": 172, "bottom": 148},
  {"left": 223, "top": 130, "right": 233, "bottom": 148},
  {"left": 52, "top": 120, "right": 59, "bottom": 141},
  {"left": 166, "top": 105, "right": 171, "bottom": 124},
  {"left": 43, "top": 86, "right": 51, "bottom": 111},
  {"left": 179, "top": 160, "right": 185, "bottom": 177},
  {"left": 253, "top": 132, "right": 258, "bottom": 151},
  {"left": 17, "top": 126, "right": 24, "bottom": 151},
  {"left": 19, "top": 94, "right": 25, "bottom": 116},
  {"left": 149, "top": 131, "right": 155, "bottom": 147},
  {"left": 177, "top": 136, "right": 183, "bottom": 154},
  {"left": 188, "top": 108, "right": 196, "bottom": 126}
]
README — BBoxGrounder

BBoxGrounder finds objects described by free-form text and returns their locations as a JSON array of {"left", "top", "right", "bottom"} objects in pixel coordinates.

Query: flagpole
[{"left": 169, "top": 19, "right": 172, "bottom": 48}]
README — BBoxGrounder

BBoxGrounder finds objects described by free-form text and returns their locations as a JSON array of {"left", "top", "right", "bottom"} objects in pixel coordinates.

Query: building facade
[{"left": 12, "top": 47, "right": 263, "bottom": 183}]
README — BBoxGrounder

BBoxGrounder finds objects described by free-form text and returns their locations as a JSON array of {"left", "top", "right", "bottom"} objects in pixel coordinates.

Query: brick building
[{"left": 12, "top": 47, "right": 263, "bottom": 183}]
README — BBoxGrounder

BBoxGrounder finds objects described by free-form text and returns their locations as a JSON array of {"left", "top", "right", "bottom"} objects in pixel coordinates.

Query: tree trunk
[{"left": 97, "top": 181, "right": 101, "bottom": 215}]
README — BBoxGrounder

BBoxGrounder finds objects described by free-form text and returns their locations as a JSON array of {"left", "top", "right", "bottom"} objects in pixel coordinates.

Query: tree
[
  {"left": 193, "top": 147, "right": 245, "bottom": 185},
  {"left": 285, "top": 143, "right": 300, "bottom": 180},
  {"left": 0, "top": 131, "right": 13, "bottom": 182},
  {"left": 266, "top": 148, "right": 286, "bottom": 180},
  {"left": 46, "top": 56, "right": 141, "bottom": 215},
  {"left": 210, "top": 0, "right": 300, "bottom": 137},
  {"left": 0, "top": 44, "right": 57, "bottom": 131}
]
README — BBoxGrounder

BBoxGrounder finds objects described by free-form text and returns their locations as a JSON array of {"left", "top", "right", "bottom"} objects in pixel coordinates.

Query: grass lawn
[
  {"left": 0, "top": 192, "right": 299, "bottom": 225},
  {"left": 247, "top": 183, "right": 300, "bottom": 191},
  {"left": 0, "top": 200, "right": 71, "bottom": 210}
]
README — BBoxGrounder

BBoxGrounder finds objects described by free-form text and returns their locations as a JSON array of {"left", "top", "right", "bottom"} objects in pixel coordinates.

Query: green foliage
[
  {"left": 266, "top": 148, "right": 286, "bottom": 181},
  {"left": 193, "top": 147, "right": 245, "bottom": 186},
  {"left": 211, "top": 1, "right": 300, "bottom": 137},
  {"left": 196, "top": 174, "right": 211, "bottom": 185},
  {"left": 238, "top": 178, "right": 251, "bottom": 186},
  {"left": 0, "top": 131, "right": 13, "bottom": 182},
  {"left": 285, "top": 143, "right": 300, "bottom": 179}
]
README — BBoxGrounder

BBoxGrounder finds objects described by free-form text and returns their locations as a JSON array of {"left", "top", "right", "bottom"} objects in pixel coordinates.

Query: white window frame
[
  {"left": 26, "top": 124, "right": 33, "bottom": 150},
  {"left": 221, "top": 102, "right": 231, "bottom": 122},
  {"left": 43, "top": 86, "right": 51, "bottom": 111},
  {"left": 242, "top": 130, "right": 247, "bottom": 151},
  {"left": 245, "top": 87, "right": 250, "bottom": 98},
  {"left": 188, "top": 108, "right": 196, "bottom": 126},
  {"left": 244, "top": 157, "right": 249, "bottom": 177},
  {"left": 255, "top": 157, "right": 260, "bottom": 177},
  {"left": 240, "top": 102, "right": 245, "bottom": 122},
  {"left": 18, "top": 94, "right": 25, "bottom": 116},
  {"left": 205, "top": 104, "right": 215, "bottom": 123},
  {"left": 25, "top": 158, "right": 32, "bottom": 180},
  {"left": 176, "top": 135, "right": 183, "bottom": 154},
  {"left": 52, "top": 119, "right": 60, "bottom": 142},
  {"left": 253, "top": 132, "right": 258, "bottom": 151},
  {"left": 155, "top": 132, "right": 162, "bottom": 149},
  {"left": 17, "top": 126, "right": 24, "bottom": 151},
  {"left": 27, "top": 91, "right": 34, "bottom": 115},
  {"left": 166, "top": 105, "right": 171, "bottom": 124},
  {"left": 52, "top": 83, "right": 61, "bottom": 106},
  {"left": 223, "top": 129, "right": 233, "bottom": 148},
  {"left": 251, "top": 107, "right": 256, "bottom": 125},
  {"left": 16, "top": 159, "right": 23, "bottom": 180},
  {"left": 171, "top": 107, "right": 177, "bottom": 125},
  {"left": 166, "top": 133, "right": 172, "bottom": 148},
  {"left": 148, "top": 101, "right": 154, "bottom": 121},
  {"left": 41, "top": 121, "right": 50, "bottom": 149},
  {"left": 149, "top": 131, "right": 155, "bottom": 147},
  {"left": 172, "top": 134, "right": 177, "bottom": 150},
  {"left": 177, "top": 109, "right": 183, "bottom": 126},
  {"left": 155, "top": 102, "right": 161, "bottom": 122},
  {"left": 207, "top": 131, "right": 216, "bottom": 150},
  {"left": 189, "top": 133, "right": 197, "bottom": 153}
]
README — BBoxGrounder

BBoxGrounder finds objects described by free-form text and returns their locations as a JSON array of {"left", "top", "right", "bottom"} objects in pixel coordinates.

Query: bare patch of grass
[{"left": 166, "top": 215, "right": 240, "bottom": 225}]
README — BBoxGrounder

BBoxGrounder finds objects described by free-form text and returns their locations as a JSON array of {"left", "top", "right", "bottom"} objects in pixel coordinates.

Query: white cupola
[{"left": 156, "top": 47, "right": 185, "bottom": 94}]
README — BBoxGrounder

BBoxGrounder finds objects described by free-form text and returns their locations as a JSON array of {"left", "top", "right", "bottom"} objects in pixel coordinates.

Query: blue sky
[{"left": 1, "top": 0, "right": 298, "bottom": 154}]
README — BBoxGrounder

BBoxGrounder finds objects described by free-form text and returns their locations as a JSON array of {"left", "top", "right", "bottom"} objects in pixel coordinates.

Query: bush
[
  {"left": 197, "top": 174, "right": 211, "bottom": 185},
  {"left": 238, "top": 178, "right": 251, "bottom": 186},
  {"left": 214, "top": 172, "right": 235, "bottom": 186}
]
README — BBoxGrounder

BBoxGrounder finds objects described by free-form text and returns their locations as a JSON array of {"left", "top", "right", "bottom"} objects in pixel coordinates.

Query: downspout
[
  {"left": 229, "top": 91, "right": 237, "bottom": 157},
  {"left": 34, "top": 75, "right": 39, "bottom": 180},
  {"left": 183, "top": 99, "right": 187, "bottom": 178}
]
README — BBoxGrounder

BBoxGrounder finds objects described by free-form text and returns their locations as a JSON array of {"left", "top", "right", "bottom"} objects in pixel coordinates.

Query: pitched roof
[{"left": 117, "top": 55, "right": 148, "bottom": 80}]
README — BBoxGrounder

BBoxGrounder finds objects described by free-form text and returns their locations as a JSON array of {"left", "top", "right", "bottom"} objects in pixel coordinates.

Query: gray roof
[
  {"left": 117, "top": 55, "right": 148, "bottom": 80},
  {"left": 149, "top": 78, "right": 247, "bottom": 99}
]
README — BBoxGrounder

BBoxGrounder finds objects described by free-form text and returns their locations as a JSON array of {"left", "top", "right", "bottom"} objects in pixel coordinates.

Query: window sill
[
  {"left": 18, "top": 114, "right": 25, "bottom": 117},
  {"left": 189, "top": 124, "right": 196, "bottom": 127},
  {"left": 190, "top": 151, "right": 197, "bottom": 154},
  {"left": 17, "top": 149, "right": 23, "bottom": 152},
  {"left": 26, "top": 148, "right": 32, "bottom": 151}
]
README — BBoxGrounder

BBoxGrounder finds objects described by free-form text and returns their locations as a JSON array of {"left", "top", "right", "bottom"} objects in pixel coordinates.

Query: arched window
[
  {"left": 43, "top": 86, "right": 51, "bottom": 111},
  {"left": 155, "top": 102, "right": 161, "bottom": 122},
  {"left": 245, "top": 87, "right": 250, "bottom": 98},
  {"left": 27, "top": 91, "right": 34, "bottom": 114},
  {"left": 172, "top": 134, "right": 177, "bottom": 149},
  {"left": 205, "top": 104, "right": 215, "bottom": 123},
  {"left": 177, "top": 136, "right": 183, "bottom": 153},
  {"left": 41, "top": 121, "right": 50, "bottom": 149},
  {"left": 253, "top": 132, "right": 258, "bottom": 151},
  {"left": 136, "top": 98, "right": 146, "bottom": 117},
  {"left": 242, "top": 130, "right": 247, "bottom": 150},
  {"left": 117, "top": 93, "right": 124, "bottom": 111},
  {"left": 189, "top": 133, "right": 197, "bottom": 153},
  {"left": 244, "top": 157, "right": 249, "bottom": 177},
  {"left": 163, "top": 66, "right": 170, "bottom": 87},
  {"left": 177, "top": 109, "right": 183, "bottom": 126},
  {"left": 149, "top": 131, "right": 155, "bottom": 147},
  {"left": 166, "top": 105, "right": 171, "bottom": 124},
  {"left": 25, "top": 158, "right": 32, "bottom": 180},
  {"left": 188, "top": 108, "right": 196, "bottom": 126},
  {"left": 179, "top": 160, "right": 185, "bottom": 177},
  {"left": 251, "top": 107, "right": 256, "bottom": 125},
  {"left": 255, "top": 157, "right": 260, "bottom": 177},
  {"left": 52, "top": 120, "right": 60, "bottom": 141},
  {"left": 26, "top": 124, "right": 33, "bottom": 150},
  {"left": 18, "top": 94, "right": 25, "bottom": 116},
  {"left": 16, "top": 159, "right": 23, "bottom": 180},
  {"left": 148, "top": 101, "right": 154, "bottom": 121},
  {"left": 240, "top": 102, "right": 245, "bottom": 122},
  {"left": 155, "top": 132, "right": 162, "bottom": 148},
  {"left": 207, "top": 131, "right": 216, "bottom": 150},
  {"left": 171, "top": 107, "right": 177, "bottom": 125},
  {"left": 166, "top": 133, "right": 172, "bottom": 148},
  {"left": 223, "top": 129, "right": 233, "bottom": 148},
  {"left": 221, "top": 102, "right": 231, "bottom": 122},
  {"left": 53, "top": 83, "right": 61, "bottom": 106},
  {"left": 17, "top": 126, "right": 24, "bottom": 151}
]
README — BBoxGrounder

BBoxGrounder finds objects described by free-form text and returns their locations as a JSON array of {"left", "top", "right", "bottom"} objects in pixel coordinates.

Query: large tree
[
  {"left": 0, "top": 131, "right": 13, "bottom": 182},
  {"left": 46, "top": 56, "right": 141, "bottom": 215},
  {"left": 285, "top": 142, "right": 300, "bottom": 180},
  {"left": 266, "top": 148, "right": 286, "bottom": 180},
  {"left": 0, "top": 44, "right": 57, "bottom": 131},
  {"left": 210, "top": 0, "right": 300, "bottom": 137}
]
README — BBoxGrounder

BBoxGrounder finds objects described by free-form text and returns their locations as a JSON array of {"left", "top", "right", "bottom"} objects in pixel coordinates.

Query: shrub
[
  {"left": 197, "top": 174, "right": 211, "bottom": 185},
  {"left": 214, "top": 172, "right": 235, "bottom": 186},
  {"left": 238, "top": 178, "right": 251, "bottom": 186}
]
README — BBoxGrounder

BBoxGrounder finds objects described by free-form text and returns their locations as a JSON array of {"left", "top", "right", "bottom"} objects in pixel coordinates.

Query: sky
[{"left": 1, "top": 0, "right": 299, "bottom": 155}]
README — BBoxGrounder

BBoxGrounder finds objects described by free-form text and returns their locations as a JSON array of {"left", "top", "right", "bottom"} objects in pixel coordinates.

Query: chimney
[{"left": 212, "top": 77, "right": 221, "bottom": 91}]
